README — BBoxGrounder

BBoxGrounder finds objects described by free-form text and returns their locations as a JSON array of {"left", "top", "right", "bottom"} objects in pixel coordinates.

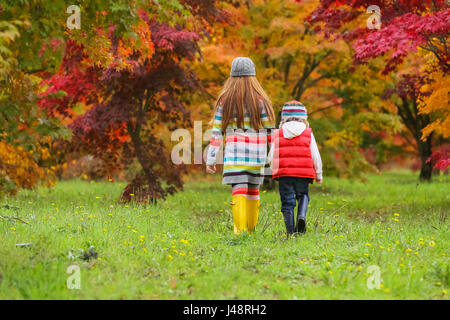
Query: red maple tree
[
  {"left": 302, "top": 0, "right": 449, "bottom": 179},
  {"left": 39, "top": 2, "right": 225, "bottom": 202}
]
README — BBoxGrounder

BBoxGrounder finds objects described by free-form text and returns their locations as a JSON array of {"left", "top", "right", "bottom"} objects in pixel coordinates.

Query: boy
[{"left": 268, "top": 101, "right": 322, "bottom": 237}]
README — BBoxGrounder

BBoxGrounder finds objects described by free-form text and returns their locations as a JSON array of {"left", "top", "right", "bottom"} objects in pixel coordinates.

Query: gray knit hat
[{"left": 230, "top": 57, "right": 256, "bottom": 77}]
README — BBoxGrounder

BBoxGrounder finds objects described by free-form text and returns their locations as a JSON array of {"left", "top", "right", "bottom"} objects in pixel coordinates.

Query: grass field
[{"left": 0, "top": 171, "right": 448, "bottom": 299}]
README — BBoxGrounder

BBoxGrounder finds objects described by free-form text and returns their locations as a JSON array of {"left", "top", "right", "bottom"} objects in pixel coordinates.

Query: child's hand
[
  {"left": 316, "top": 178, "right": 323, "bottom": 184},
  {"left": 206, "top": 165, "right": 216, "bottom": 174}
]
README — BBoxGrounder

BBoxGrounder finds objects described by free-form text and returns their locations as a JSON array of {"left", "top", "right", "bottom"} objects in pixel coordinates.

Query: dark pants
[
  {"left": 278, "top": 177, "right": 311, "bottom": 212},
  {"left": 278, "top": 177, "right": 312, "bottom": 235}
]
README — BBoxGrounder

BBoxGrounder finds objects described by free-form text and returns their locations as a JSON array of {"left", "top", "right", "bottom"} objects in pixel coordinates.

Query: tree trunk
[
  {"left": 418, "top": 134, "right": 433, "bottom": 181},
  {"left": 396, "top": 98, "right": 434, "bottom": 182},
  {"left": 128, "top": 122, "right": 152, "bottom": 182}
]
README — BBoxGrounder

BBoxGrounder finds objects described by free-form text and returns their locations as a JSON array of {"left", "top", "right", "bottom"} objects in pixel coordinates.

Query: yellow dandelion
[{"left": 429, "top": 241, "right": 435, "bottom": 247}]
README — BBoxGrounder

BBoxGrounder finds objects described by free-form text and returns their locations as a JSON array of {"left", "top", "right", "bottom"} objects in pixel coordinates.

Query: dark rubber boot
[
  {"left": 282, "top": 210, "right": 295, "bottom": 238},
  {"left": 295, "top": 194, "right": 309, "bottom": 234}
]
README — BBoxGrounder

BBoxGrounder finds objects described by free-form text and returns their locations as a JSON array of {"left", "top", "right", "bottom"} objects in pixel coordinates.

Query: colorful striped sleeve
[
  {"left": 260, "top": 102, "right": 275, "bottom": 144},
  {"left": 206, "top": 105, "right": 223, "bottom": 166}
]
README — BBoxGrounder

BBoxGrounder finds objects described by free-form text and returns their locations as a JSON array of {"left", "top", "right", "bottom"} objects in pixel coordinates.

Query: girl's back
[
  {"left": 206, "top": 56, "right": 275, "bottom": 235},
  {"left": 207, "top": 76, "right": 275, "bottom": 185}
]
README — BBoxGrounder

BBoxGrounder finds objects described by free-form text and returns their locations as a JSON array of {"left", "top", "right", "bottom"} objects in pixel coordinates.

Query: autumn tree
[
  {"left": 0, "top": 9, "right": 69, "bottom": 195},
  {"left": 383, "top": 74, "right": 435, "bottom": 179},
  {"left": 418, "top": 55, "right": 450, "bottom": 171},
  {"left": 196, "top": 0, "right": 402, "bottom": 179},
  {"left": 39, "top": 1, "right": 225, "bottom": 202},
  {"left": 0, "top": 0, "right": 147, "bottom": 195},
  {"left": 304, "top": 0, "right": 449, "bottom": 180}
]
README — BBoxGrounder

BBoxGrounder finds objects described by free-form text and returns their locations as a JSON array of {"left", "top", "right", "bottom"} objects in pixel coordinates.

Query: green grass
[{"left": 0, "top": 171, "right": 449, "bottom": 299}]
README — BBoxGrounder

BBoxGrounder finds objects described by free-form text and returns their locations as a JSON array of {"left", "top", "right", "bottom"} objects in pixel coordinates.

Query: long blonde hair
[{"left": 212, "top": 76, "right": 275, "bottom": 131}]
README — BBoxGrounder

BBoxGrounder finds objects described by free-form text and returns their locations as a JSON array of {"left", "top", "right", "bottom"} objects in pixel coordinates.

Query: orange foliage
[{"left": 0, "top": 141, "right": 56, "bottom": 195}]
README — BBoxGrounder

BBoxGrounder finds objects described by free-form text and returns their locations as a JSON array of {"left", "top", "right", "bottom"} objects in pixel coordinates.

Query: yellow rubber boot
[
  {"left": 246, "top": 198, "right": 260, "bottom": 233},
  {"left": 232, "top": 195, "right": 247, "bottom": 235}
]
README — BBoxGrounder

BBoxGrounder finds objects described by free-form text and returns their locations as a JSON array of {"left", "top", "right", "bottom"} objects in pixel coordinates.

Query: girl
[
  {"left": 268, "top": 100, "right": 322, "bottom": 237},
  {"left": 206, "top": 57, "right": 275, "bottom": 234}
]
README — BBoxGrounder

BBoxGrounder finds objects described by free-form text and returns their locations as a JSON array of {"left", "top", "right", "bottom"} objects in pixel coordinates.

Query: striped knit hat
[{"left": 281, "top": 100, "right": 307, "bottom": 120}]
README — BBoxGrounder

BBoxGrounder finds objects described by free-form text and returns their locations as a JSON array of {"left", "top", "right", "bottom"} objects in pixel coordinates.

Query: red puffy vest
[{"left": 272, "top": 128, "right": 316, "bottom": 179}]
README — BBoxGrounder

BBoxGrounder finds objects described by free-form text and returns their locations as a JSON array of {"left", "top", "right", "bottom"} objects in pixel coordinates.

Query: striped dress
[{"left": 206, "top": 103, "right": 275, "bottom": 186}]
